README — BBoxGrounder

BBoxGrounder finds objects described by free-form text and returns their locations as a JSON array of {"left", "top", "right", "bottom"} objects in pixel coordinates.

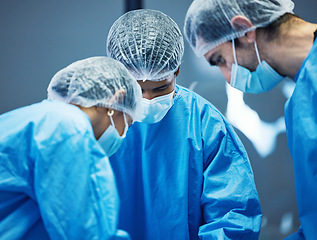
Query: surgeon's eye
[
  {"left": 154, "top": 86, "right": 168, "bottom": 92},
  {"left": 209, "top": 59, "right": 216, "bottom": 66},
  {"left": 216, "top": 56, "right": 226, "bottom": 66},
  {"left": 208, "top": 56, "right": 225, "bottom": 66},
  {"left": 153, "top": 83, "right": 171, "bottom": 92}
]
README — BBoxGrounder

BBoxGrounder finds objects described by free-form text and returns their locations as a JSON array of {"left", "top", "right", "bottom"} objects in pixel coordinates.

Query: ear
[
  {"left": 231, "top": 15, "right": 256, "bottom": 43},
  {"left": 174, "top": 67, "right": 180, "bottom": 77},
  {"left": 108, "top": 89, "right": 126, "bottom": 105}
]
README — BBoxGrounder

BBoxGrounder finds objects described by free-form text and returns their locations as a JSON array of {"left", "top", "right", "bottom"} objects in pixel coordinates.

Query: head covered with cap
[
  {"left": 184, "top": 0, "right": 295, "bottom": 57},
  {"left": 47, "top": 56, "right": 143, "bottom": 121},
  {"left": 107, "top": 9, "right": 184, "bottom": 82}
]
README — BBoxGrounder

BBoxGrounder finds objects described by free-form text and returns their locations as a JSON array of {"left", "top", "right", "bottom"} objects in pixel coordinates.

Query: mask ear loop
[
  {"left": 122, "top": 113, "right": 128, "bottom": 137},
  {"left": 231, "top": 39, "right": 238, "bottom": 87},
  {"left": 107, "top": 109, "right": 115, "bottom": 128},
  {"left": 254, "top": 40, "right": 262, "bottom": 64},
  {"left": 232, "top": 39, "right": 238, "bottom": 65}
]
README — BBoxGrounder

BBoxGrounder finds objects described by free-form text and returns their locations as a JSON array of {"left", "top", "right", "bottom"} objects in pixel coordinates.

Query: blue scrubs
[
  {"left": 110, "top": 85, "right": 262, "bottom": 240},
  {"left": 285, "top": 39, "right": 317, "bottom": 240},
  {"left": 0, "top": 100, "right": 119, "bottom": 239}
]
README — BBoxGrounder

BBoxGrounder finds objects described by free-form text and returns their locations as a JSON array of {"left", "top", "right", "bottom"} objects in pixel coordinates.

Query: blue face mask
[
  {"left": 230, "top": 40, "right": 284, "bottom": 94},
  {"left": 98, "top": 112, "right": 128, "bottom": 157},
  {"left": 139, "top": 91, "right": 175, "bottom": 124}
]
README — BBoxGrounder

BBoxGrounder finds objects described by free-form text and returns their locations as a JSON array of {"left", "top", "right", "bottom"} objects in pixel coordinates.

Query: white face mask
[
  {"left": 230, "top": 39, "right": 284, "bottom": 94},
  {"left": 139, "top": 91, "right": 175, "bottom": 124},
  {"left": 98, "top": 112, "right": 128, "bottom": 157}
]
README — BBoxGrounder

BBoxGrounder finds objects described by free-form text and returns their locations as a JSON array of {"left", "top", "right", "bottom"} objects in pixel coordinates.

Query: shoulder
[
  {"left": 34, "top": 100, "right": 93, "bottom": 137},
  {"left": 176, "top": 85, "right": 218, "bottom": 108},
  {"left": 175, "top": 84, "right": 227, "bottom": 123},
  {"left": 0, "top": 100, "right": 96, "bottom": 156}
]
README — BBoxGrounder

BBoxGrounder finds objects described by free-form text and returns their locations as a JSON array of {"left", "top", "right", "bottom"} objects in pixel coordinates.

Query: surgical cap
[
  {"left": 47, "top": 56, "right": 142, "bottom": 121},
  {"left": 107, "top": 9, "right": 184, "bottom": 82},
  {"left": 184, "top": 0, "right": 294, "bottom": 57}
]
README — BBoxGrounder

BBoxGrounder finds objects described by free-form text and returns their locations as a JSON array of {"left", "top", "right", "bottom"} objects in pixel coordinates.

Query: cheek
[
  {"left": 168, "top": 82, "right": 176, "bottom": 93},
  {"left": 118, "top": 125, "right": 125, "bottom": 136},
  {"left": 113, "top": 115, "right": 125, "bottom": 136}
]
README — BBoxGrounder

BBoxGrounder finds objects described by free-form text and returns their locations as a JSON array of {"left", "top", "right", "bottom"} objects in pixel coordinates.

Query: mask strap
[
  {"left": 231, "top": 39, "right": 238, "bottom": 87},
  {"left": 232, "top": 39, "right": 238, "bottom": 64},
  {"left": 123, "top": 112, "right": 128, "bottom": 127},
  {"left": 107, "top": 109, "right": 115, "bottom": 128},
  {"left": 122, "top": 113, "right": 128, "bottom": 137},
  {"left": 254, "top": 40, "right": 261, "bottom": 64}
]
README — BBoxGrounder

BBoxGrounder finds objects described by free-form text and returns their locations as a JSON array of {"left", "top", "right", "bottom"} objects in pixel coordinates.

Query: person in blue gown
[
  {"left": 184, "top": 0, "right": 317, "bottom": 238},
  {"left": 105, "top": 9, "right": 262, "bottom": 240},
  {"left": 0, "top": 57, "right": 142, "bottom": 240}
]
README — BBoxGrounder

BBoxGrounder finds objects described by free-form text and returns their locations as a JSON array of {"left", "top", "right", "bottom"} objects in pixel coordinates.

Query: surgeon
[
  {"left": 105, "top": 9, "right": 262, "bottom": 240},
  {"left": 184, "top": 0, "right": 317, "bottom": 239},
  {"left": 0, "top": 56, "right": 142, "bottom": 239}
]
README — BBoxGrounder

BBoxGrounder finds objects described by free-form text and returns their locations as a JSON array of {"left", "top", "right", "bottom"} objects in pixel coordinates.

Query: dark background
[{"left": 1, "top": 0, "right": 316, "bottom": 239}]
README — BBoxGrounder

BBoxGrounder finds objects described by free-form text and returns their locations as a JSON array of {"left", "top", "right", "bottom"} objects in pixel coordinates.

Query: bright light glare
[{"left": 225, "top": 84, "right": 286, "bottom": 158}]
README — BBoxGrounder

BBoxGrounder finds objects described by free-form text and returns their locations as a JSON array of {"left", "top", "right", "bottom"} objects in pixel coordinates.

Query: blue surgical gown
[
  {"left": 0, "top": 100, "right": 119, "bottom": 239},
  {"left": 110, "top": 85, "right": 262, "bottom": 240},
  {"left": 284, "top": 39, "right": 317, "bottom": 240}
]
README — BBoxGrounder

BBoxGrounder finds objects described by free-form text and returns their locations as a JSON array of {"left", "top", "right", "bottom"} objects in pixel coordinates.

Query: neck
[
  {"left": 258, "top": 20, "right": 317, "bottom": 79},
  {"left": 75, "top": 105, "right": 109, "bottom": 139}
]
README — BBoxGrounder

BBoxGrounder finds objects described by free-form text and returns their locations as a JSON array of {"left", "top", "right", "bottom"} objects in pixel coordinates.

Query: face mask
[
  {"left": 140, "top": 90, "right": 175, "bottom": 124},
  {"left": 230, "top": 39, "right": 284, "bottom": 94},
  {"left": 98, "top": 112, "right": 128, "bottom": 157}
]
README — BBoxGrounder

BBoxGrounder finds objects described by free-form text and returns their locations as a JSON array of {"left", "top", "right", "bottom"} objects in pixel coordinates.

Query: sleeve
[
  {"left": 33, "top": 131, "right": 119, "bottom": 240},
  {"left": 198, "top": 108, "right": 262, "bottom": 240}
]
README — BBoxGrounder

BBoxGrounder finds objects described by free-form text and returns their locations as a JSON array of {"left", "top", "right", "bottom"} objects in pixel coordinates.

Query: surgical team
[{"left": 0, "top": 0, "right": 316, "bottom": 239}]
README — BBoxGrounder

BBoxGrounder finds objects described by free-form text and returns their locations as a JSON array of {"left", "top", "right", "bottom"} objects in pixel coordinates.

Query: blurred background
[{"left": 0, "top": 0, "right": 316, "bottom": 239}]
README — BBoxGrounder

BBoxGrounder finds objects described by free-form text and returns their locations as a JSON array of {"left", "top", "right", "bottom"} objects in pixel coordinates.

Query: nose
[
  {"left": 219, "top": 66, "right": 231, "bottom": 84},
  {"left": 142, "top": 90, "right": 154, "bottom": 100}
]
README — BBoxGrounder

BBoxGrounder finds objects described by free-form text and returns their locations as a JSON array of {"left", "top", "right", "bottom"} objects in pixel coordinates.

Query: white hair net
[
  {"left": 107, "top": 9, "right": 184, "bottom": 82},
  {"left": 184, "top": 0, "right": 294, "bottom": 57},
  {"left": 47, "top": 56, "right": 143, "bottom": 121}
]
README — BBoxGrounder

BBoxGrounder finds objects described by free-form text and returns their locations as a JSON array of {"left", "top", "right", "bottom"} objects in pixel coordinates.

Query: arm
[
  {"left": 199, "top": 109, "right": 262, "bottom": 239},
  {"left": 34, "top": 132, "right": 119, "bottom": 240}
]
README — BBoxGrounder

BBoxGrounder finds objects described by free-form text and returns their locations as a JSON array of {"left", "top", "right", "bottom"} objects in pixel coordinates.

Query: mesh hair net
[
  {"left": 107, "top": 9, "right": 184, "bottom": 82},
  {"left": 47, "top": 56, "right": 142, "bottom": 121},
  {"left": 184, "top": 0, "right": 294, "bottom": 57}
]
